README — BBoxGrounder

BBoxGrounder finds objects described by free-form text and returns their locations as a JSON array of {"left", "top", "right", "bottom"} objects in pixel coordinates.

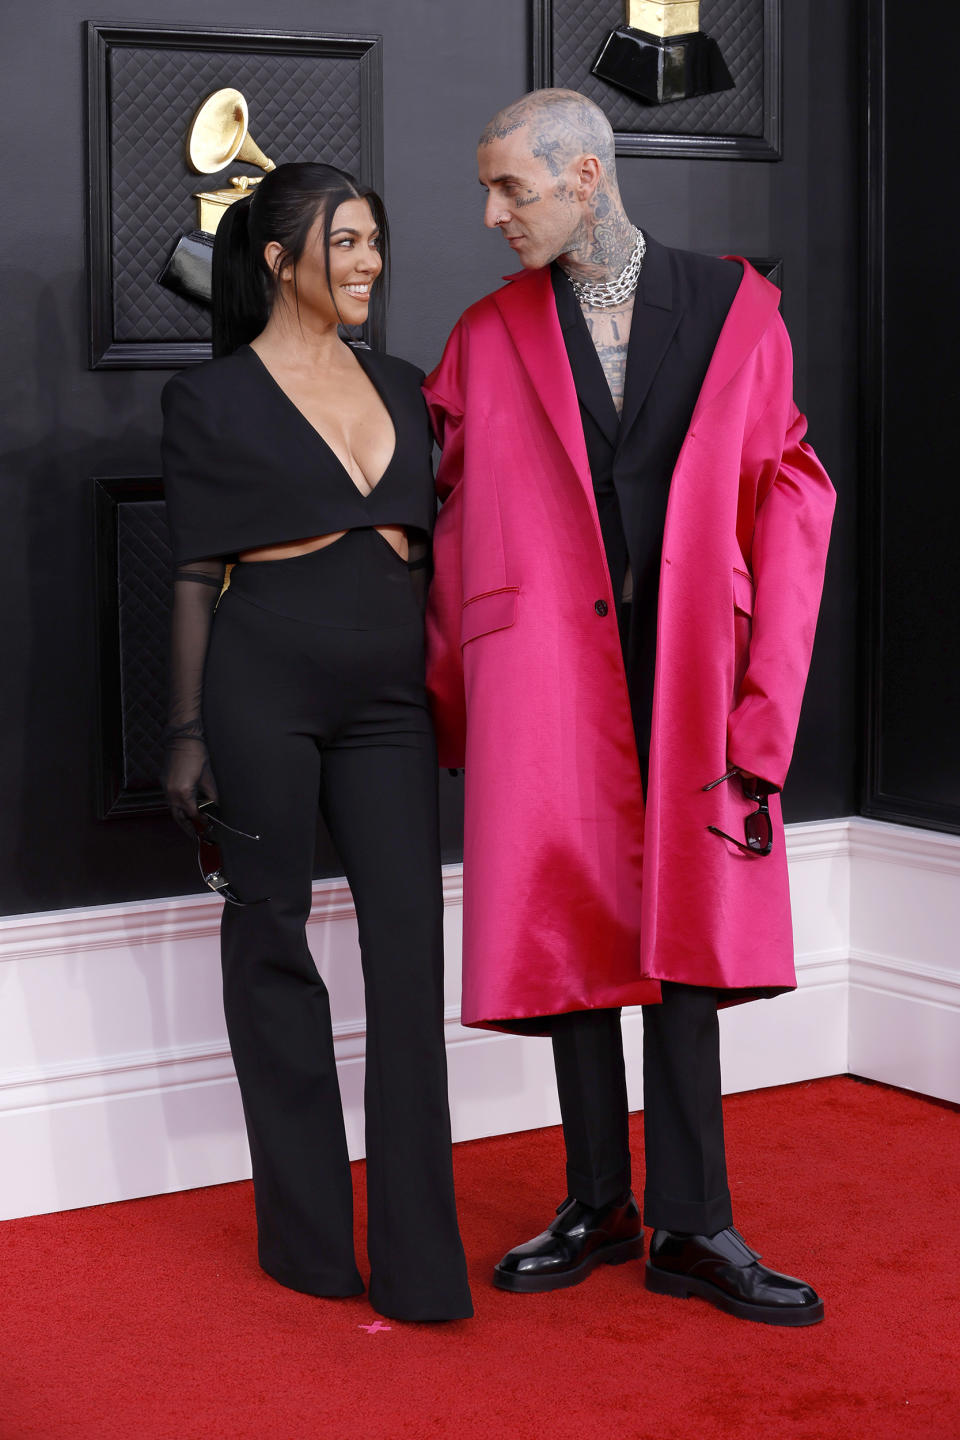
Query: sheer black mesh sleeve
[{"left": 161, "top": 559, "right": 225, "bottom": 834}]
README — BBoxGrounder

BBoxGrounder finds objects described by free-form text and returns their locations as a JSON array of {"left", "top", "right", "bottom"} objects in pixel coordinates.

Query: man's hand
[
  {"left": 734, "top": 768, "right": 777, "bottom": 797},
  {"left": 702, "top": 767, "right": 778, "bottom": 796}
]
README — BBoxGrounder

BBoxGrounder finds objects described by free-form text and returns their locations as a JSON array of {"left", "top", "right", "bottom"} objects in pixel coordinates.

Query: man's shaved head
[
  {"left": 477, "top": 88, "right": 633, "bottom": 278},
  {"left": 479, "top": 88, "right": 617, "bottom": 183}
]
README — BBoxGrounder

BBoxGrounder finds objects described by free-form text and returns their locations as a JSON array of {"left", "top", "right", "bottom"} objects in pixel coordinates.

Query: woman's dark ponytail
[
  {"left": 210, "top": 162, "right": 389, "bottom": 358},
  {"left": 212, "top": 195, "right": 268, "bottom": 358}
]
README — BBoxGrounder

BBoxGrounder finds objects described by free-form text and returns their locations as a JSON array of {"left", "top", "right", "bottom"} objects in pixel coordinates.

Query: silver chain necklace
[{"left": 568, "top": 227, "right": 646, "bottom": 309}]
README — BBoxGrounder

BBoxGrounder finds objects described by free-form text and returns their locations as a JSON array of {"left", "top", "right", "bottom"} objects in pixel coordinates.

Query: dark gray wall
[
  {"left": 0, "top": 1, "right": 860, "bottom": 915},
  {"left": 860, "top": 0, "right": 960, "bottom": 833}
]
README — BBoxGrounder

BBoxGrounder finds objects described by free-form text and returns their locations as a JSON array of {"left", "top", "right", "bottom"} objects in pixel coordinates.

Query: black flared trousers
[{"left": 202, "top": 530, "right": 471, "bottom": 1322}]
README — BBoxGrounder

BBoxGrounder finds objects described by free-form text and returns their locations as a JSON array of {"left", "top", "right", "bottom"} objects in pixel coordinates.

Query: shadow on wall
[
  {"left": 0, "top": 261, "right": 235, "bottom": 1198},
  {"left": 0, "top": 264, "right": 171, "bottom": 914}
]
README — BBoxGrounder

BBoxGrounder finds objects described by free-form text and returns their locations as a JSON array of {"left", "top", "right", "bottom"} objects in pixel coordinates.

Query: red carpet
[{"left": 1, "top": 1076, "right": 958, "bottom": 1440}]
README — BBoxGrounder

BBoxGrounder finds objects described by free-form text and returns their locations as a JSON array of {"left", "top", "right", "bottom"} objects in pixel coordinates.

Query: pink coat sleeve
[
  {"left": 726, "top": 316, "right": 837, "bottom": 788},
  {"left": 423, "top": 331, "right": 468, "bottom": 768}
]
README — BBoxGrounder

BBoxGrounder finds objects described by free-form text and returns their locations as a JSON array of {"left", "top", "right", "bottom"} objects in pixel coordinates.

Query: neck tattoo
[{"left": 568, "top": 227, "right": 646, "bottom": 309}]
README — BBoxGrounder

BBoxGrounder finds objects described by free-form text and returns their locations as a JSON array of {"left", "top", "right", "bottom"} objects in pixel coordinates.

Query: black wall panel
[
  {"left": 0, "top": 1, "right": 860, "bottom": 915},
  {"left": 861, "top": 0, "right": 960, "bottom": 832}
]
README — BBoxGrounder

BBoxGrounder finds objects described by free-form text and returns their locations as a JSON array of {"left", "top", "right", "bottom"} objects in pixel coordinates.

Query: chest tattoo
[{"left": 580, "top": 296, "right": 635, "bottom": 415}]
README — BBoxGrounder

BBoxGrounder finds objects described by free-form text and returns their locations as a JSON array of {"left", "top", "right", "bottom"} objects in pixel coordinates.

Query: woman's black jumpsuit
[{"left": 161, "top": 344, "right": 472, "bottom": 1322}]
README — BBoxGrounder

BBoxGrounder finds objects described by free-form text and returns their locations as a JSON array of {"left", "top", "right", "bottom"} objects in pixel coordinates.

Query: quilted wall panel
[
  {"left": 88, "top": 26, "right": 383, "bottom": 366},
  {"left": 109, "top": 47, "right": 364, "bottom": 344}
]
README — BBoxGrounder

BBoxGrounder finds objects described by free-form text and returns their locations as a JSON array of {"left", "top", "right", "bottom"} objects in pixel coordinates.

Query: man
[{"left": 425, "top": 89, "right": 835, "bottom": 1325}]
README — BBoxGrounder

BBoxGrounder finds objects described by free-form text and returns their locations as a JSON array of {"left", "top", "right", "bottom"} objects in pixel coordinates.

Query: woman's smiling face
[{"left": 271, "top": 196, "right": 383, "bottom": 327}]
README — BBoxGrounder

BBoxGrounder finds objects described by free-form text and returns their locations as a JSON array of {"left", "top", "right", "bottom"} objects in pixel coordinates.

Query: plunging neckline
[{"left": 244, "top": 343, "right": 399, "bottom": 498}]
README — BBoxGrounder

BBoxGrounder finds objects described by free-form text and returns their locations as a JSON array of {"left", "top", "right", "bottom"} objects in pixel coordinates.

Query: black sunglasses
[
  {"left": 703, "top": 769, "right": 774, "bottom": 857},
  {"left": 192, "top": 802, "right": 266, "bottom": 905}
]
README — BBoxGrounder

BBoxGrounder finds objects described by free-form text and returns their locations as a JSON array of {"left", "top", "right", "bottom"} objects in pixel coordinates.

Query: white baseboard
[
  {"left": 1, "top": 817, "right": 957, "bottom": 1220},
  {"left": 846, "top": 820, "right": 960, "bottom": 1105}
]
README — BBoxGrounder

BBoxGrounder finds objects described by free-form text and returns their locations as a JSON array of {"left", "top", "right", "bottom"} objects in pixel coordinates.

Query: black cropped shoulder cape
[{"left": 161, "top": 344, "right": 436, "bottom": 566}]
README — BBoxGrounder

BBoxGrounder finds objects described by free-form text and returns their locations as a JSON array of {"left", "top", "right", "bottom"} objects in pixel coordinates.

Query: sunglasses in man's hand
[{"left": 702, "top": 769, "right": 775, "bottom": 857}]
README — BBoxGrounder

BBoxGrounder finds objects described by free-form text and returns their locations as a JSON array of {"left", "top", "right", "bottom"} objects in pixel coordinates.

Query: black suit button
[{"left": 595, "top": 599, "right": 609, "bottom": 617}]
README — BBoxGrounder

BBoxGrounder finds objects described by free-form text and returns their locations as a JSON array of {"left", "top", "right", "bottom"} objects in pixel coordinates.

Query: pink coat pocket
[
  {"left": 732, "top": 566, "right": 755, "bottom": 615},
  {"left": 460, "top": 587, "right": 519, "bottom": 646},
  {"left": 733, "top": 567, "right": 754, "bottom": 696}
]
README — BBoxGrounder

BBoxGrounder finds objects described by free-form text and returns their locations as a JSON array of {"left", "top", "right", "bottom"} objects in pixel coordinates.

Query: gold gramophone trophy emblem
[
  {"left": 186, "top": 88, "right": 276, "bottom": 234},
  {"left": 592, "top": 1, "right": 733, "bottom": 104},
  {"left": 156, "top": 87, "right": 277, "bottom": 307}
]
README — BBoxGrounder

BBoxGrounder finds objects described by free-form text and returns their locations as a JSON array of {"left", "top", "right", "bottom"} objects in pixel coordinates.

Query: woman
[{"left": 160, "top": 162, "right": 472, "bottom": 1323}]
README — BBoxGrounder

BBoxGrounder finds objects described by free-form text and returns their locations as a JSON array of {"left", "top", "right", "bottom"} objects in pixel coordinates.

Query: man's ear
[{"left": 576, "top": 155, "right": 603, "bottom": 201}]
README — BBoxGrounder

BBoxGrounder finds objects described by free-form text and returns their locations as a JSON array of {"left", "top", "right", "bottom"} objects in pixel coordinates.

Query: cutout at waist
[
  {"left": 226, "top": 527, "right": 422, "bottom": 630},
  {"left": 239, "top": 524, "right": 409, "bottom": 564}
]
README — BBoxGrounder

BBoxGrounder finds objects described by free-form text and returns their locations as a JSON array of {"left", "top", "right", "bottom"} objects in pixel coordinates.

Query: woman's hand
[{"left": 162, "top": 734, "right": 219, "bottom": 836}]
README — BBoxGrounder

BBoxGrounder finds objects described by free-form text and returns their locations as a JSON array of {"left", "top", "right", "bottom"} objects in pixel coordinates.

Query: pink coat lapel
[
  {"left": 691, "top": 258, "right": 782, "bottom": 424},
  {"left": 492, "top": 268, "right": 596, "bottom": 517}
]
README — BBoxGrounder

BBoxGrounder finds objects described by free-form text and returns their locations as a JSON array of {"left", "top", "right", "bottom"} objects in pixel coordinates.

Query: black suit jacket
[{"left": 551, "top": 232, "right": 742, "bottom": 772}]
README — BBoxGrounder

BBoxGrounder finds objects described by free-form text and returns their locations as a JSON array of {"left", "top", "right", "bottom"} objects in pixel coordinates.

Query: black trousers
[
  {"left": 551, "top": 989, "right": 733, "bottom": 1235},
  {"left": 549, "top": 598, "right": 733, "bottom": 1237},
  {"left": 202, "top": 529, "right": 471, "bottom": 1322}
]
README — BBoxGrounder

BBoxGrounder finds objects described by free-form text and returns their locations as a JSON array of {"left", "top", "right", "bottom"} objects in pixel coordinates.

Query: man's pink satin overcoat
[{"left": 424, "top": 260, "right": 835, "bottom": 1032}]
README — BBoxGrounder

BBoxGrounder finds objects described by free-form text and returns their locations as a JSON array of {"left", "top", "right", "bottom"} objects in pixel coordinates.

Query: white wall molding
[
  {"left": 0, "top": 868, "right": 465, "bottom": 966},
  {"left": 784, "top": 817, "right": 854, "bottom": 861},
  {"left": 0, "top": 1004, "right": 480, "bottom": 1118},
  {"left": 848, "top": 950, "right": 960, "bottom": 1006},
  {"left": 0, "top": 1040, "right": 236, "bottom": 1116},
  {"left": 845, "top": 818, "right": 960, "bottom": 1104},
  {"left": 1, "top": 817, "right": 957, "bottom": 1221},
  {"left": 848, "top": 816, "right": 960, "bottom": 878}
]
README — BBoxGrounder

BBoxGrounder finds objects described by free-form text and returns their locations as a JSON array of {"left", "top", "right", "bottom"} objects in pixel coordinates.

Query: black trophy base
[
  {"left": 157, "top": 230, "right": 214, "bottom": 307},
  {"left": 592, "top": 26, "right": 734, "bottom": 105}
]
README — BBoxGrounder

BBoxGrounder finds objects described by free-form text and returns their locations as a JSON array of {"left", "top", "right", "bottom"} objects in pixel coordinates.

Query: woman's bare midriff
[{"left": 239, "top": 524, "right": 408, "bottom": 563}]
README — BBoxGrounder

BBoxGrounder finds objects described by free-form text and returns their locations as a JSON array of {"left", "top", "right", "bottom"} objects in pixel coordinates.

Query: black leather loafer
[
  {"left": 493, "top": 1194, "right": 644, "bottom": 1293},
  {"left": 645, "top": 1227, "right": 824, "bottom": 1326}
]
